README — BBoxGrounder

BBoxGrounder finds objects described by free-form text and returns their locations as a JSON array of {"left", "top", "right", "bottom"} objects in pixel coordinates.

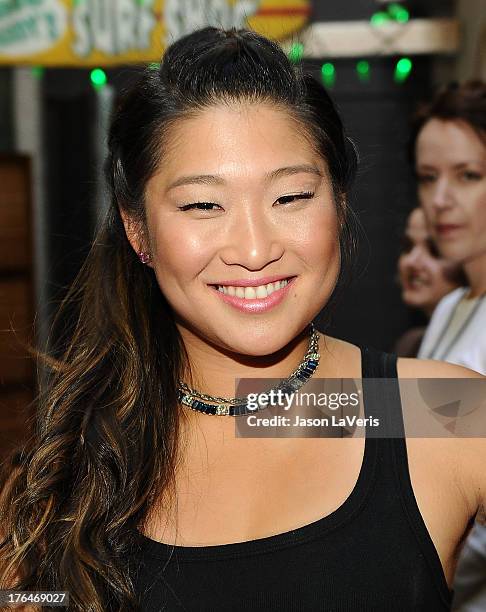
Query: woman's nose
[
  {"left": 218, "top": 207, "right": 284, "bottom": 271},
  {"left": 431, "top": 177, "right": 453, "bottom": 210},
  {"left": 404, "top": 246, "right": 424, "bottom": 267}
]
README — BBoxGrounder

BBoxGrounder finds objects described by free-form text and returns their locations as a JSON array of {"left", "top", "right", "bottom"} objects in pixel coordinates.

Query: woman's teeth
[
  {"left": 216, "top": 279, "right": 289, "bottom": 299},
  {"left": 408, "top": 274, "right": 429, "bottom": 288}
]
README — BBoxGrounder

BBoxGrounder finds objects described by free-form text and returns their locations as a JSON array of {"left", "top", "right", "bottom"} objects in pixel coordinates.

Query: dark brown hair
[
  {"left": 0, "top": 26, "right": 357, "bottom": 611},
  {"left": 409, "top": 79, "right": 486, "bottom": 165}
]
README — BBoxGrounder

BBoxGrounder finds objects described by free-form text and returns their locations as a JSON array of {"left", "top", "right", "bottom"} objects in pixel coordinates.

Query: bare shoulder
[
  {"left": 397, "top": 357, "right": 484, "bottom": 379},
  {"left": 397, "top": 357, "right": 486, "bottom": 522}
]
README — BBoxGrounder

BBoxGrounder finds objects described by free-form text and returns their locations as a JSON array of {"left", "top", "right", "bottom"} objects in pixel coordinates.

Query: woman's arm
[{"left": 397, "top": 357, "right": 486, "bottom": 524}]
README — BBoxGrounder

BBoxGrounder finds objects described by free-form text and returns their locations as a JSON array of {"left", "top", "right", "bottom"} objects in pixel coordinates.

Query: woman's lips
[
  {"left": 436, "top": 224, "right": 463, "bottom": 237},
  {"left": 210, "top": 277, "right": 296, "bottom": 313}
]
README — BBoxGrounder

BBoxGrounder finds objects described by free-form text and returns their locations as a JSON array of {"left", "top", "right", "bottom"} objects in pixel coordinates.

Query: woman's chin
[{"left": 403, "top": 290, "right": 431, "bottom": 310}]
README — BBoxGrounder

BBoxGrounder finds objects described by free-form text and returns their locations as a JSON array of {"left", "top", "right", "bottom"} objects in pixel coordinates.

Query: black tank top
[{"left": 129, "top": 347, "right": 453, "bottom": 611}]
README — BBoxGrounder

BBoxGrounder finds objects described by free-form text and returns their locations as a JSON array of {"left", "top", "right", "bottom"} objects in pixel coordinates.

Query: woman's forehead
[
  {"left": 416, "top": 118, "right": 486, "bottom": 165},
  {"left": 154, "top": 102, "right": 327, "bottom": 182}
]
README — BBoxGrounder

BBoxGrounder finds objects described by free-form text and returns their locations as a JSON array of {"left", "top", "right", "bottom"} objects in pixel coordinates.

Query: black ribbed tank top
[{"left": 129, "top": 347, "right": 453, "bottom": 611}]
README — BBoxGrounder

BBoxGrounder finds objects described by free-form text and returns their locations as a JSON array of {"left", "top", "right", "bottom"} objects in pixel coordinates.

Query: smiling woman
[
  {"left": 125, "top": 103, "right": 341, "bottom": 358},
  {"left": 0, "top": 27, "right": 485, "bottom": 612}
]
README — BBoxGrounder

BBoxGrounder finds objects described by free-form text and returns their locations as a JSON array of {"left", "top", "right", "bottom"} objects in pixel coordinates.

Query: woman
[
  {"left": 0, "top": 28, "right": 484, "bottom": 612},
  {"left": 395, "top": 206, "right": 465, "bottom": 357},
  {"left": 415, "top": 81, "right": 486, "bottom": 372},
  {"left": 411, "top": 80, "right": 486, "bottom": 611}
]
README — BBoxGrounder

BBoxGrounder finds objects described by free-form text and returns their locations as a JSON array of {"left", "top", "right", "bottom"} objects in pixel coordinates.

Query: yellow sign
[{"left": 0, "top": 0, "right": 310, "bottom": 66}]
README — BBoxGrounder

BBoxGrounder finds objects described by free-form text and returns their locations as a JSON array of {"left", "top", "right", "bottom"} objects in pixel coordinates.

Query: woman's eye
[
  {"left": 460, "top": 171, "right": 482, "bottom": 182},
  {"left": 178, "top": 202, "right": 222, "bottom": 211},
  {"left": 276, "top": 192, "right": 315, "bottom": 205},
  {"left": 417, "top": 174, "right": 436, "bottom": 184}
]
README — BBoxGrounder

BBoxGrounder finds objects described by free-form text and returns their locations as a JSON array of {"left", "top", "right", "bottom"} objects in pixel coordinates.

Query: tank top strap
[
  {"left": 360, "top": 345, "right": 405, "bottom": 438},
  {"left": 360, "top": 345, "right": 452, "bottom": 606}
]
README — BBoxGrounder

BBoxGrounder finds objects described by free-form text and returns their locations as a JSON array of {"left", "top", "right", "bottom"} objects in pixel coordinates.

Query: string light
[
  {"left": 388, "top": 3, "right": 409, "bottom": 23},
  {"left": 90, "top": 68, "right": 107, "bottom": 90},
  {"left": 371, "top": 3, "right": 410, "bottom": 25},
  {"left": 370, "top": 11, "right": 390, "bottom": 26},
  {"left": 288, "top": 42, "right": 304, "bottom": 63},
  {"left": 321, "top": 63, "right": 335, "bottom": 88},
  {"left": 394, "top": 57, "right": 412, "bottom": 83},
  {"left": 31, "top": 66, "right": 44, "bottom": 79},
  {"left": 356, "top": 60, "right": 370, "bottom": 82}
]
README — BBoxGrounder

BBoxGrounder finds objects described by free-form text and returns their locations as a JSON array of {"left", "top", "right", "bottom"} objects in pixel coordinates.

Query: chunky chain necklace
[{"left": 177, "top": 323, "right": 320, "bottom": 417}]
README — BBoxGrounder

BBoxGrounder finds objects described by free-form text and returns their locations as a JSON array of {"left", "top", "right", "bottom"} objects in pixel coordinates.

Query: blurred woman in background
[
  {"left": 411, "top": 80, "right": 486, "bottom": 612},
  {"left": 395, "top": 206, "right": 465, "bottom": 357},
  {"left": 414, "top": 81, "right": 486, "bottom": 373}
]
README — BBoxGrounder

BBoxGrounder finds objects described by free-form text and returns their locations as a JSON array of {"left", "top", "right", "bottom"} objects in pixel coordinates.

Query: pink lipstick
[{"left": 210, "top": 276, "right": 296, "bottom": 314}]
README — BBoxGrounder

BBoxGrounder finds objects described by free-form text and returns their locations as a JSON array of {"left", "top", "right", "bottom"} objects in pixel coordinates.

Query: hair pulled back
[{"left": 0, "top": 27, "right": 357, "bottom": 611}]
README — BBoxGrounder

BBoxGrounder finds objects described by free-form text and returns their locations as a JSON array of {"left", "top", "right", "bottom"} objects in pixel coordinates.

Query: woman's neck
[
  {"left": 463, "top": 250, "right": 486, "bottom": 298},
  {"left": 178, "top": 324, "right": 311, "bottom": 400}
]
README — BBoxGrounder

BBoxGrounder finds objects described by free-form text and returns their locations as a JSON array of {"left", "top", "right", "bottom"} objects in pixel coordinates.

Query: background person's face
[
  {"left": 398, "top": 208, "right": 460, "bottom": 312},
  {"left": 140, "top": 103, "right": 341, "bottom": 357},
  {"left": 416, "top": 118, "right": 486, "bottom": 265}
]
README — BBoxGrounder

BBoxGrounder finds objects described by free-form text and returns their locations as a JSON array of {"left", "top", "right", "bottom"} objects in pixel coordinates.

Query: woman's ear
[{"left": 119, "top": 207, "right": 153, "bottom": 267}]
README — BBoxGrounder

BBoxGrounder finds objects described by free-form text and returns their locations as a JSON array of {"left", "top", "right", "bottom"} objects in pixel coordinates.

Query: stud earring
[{"left": 138, "top": 251, "right": 151, "bottom": 264}]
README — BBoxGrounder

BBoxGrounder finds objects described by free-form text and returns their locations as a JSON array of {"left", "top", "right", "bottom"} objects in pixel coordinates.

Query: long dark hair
[{"left": 0, "top": 27, "right": 357, "bottom": 610}]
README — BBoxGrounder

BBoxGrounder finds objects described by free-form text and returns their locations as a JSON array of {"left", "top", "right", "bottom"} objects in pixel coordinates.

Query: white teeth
[
  {"left": 410, "top": 277, "right": 429, "bottom": 287},
  {"left": 408, "top": 274, "right": 429, "bottom": 287},
  {"left": 216, "top": 279, "right": 290, "bottom": 299}
]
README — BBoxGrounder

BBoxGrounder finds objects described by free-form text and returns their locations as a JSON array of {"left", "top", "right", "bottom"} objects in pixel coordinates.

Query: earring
[{"left": 138, "top": 251, "right": 151, "bottom": 264}]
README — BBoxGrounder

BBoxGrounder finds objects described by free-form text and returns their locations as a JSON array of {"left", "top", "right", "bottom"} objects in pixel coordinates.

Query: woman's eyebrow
[{"left": 165, "top": 164, "right": 324, "bottom": 192}]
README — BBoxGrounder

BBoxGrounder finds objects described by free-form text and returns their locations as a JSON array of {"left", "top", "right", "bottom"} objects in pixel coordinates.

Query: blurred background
[{"left": 0, "top": 0, "right": 485, "bottom": 458}]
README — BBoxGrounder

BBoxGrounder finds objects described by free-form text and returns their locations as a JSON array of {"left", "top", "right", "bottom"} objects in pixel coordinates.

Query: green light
[
  {"left": 321, "top": 62, "right": 335, "bottom": 88},
  {"left": 388, "top": 3, "right": 410, "bottom": 23},
  {"left": 370, "top": 11, "right": 390, "bottom": 26},
  {"left": 90, "top": 68, "right": 107, "bottom": 90},
  {"left": 148, "top": 62, "right": 160, "bottom": 70},
  {"left": 394, "top": 57, "right": 412, "bottom": 83},
  {"left": 31, "top": 66, "right": 44, "bottom": 79},
  {"left": 356, "top": 60, "right": 370, "bottom": 82},
  {"left": 288, "top": 42, "right": 304, "bottom": 64}
]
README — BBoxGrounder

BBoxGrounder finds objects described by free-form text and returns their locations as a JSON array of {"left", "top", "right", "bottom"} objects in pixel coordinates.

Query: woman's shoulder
[
  {"left": 397, "top": 356, "right": 486, "bottom": 521},
  {"left": 317, "top": 328, "right": 484, "bottom": 379},
  {"left": 397, "top": 356, "right": 484, "bottom": 379}
]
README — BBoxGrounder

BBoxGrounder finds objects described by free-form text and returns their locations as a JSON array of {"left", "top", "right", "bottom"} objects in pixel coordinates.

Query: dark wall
[
  {"left": 312, "top": 58, "right": 432, "bottom": 349},
  {"left": 43, "top": 70, "right": 97, "bottom": 323},
  {"left": 0, "top": 68, "right": 13, "bottom": 151}
]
